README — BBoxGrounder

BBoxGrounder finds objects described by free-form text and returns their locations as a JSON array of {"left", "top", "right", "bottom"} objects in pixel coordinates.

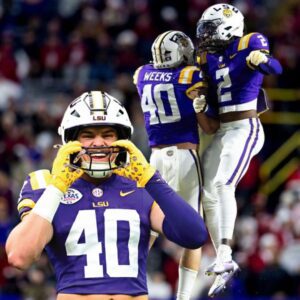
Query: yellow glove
[
  {"left": 246, "top": 50, "right": 268, "bottom": 66},
  {"left": 111, "top": 140, "right": 156, "bottom": 187},
  {"left": 50, "top": 141, "right": 84, "bottom": 193}
]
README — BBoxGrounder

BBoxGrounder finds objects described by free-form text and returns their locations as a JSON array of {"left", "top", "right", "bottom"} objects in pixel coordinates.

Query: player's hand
[
  {"left": 50, "top": 141, "right": 84, "bottom": 193},
  {"left": 112, "top": 140, "right": 156, "bottom": 187},
  {"left": 193, "top": 95, "right": 207, "bottom": 113},
  {"left": 246, "top": 50, "right": 268, "bottom": 66}
]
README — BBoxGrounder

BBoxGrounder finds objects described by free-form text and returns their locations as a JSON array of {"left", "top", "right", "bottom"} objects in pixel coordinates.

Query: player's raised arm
[
  {"left": 112, "top": 139, "right": 208, "bottom": 249},
  {"left": 245, "top": 34, "right": 282, "bottom": 75}
]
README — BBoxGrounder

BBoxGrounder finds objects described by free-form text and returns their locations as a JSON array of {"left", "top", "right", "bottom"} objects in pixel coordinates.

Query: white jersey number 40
[
  {"left": 141, "top": 83, "right": 181, "bottom": 125},
  {"left": 65, "top": 209, "right": 140, "bottom": 278}
]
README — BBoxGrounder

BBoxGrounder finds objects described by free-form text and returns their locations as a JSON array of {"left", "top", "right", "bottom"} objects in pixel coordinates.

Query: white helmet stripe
[
  {"left": 90, "top": 91, "right": 106, "bottom": 116},
  {"left": 59, "top": 90, "right": 133, "bottom": 144}
]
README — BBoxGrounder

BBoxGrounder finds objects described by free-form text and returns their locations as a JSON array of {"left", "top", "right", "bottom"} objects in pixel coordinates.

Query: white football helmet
[
  {"left": 196, "top": 3, "right": 244, "bottom": 53},
  {"left": 151, "top": 30, "right": 195, "bottom": 69},
  {"left": 58, "top": 91, "right": 133, "bottom": 178}
]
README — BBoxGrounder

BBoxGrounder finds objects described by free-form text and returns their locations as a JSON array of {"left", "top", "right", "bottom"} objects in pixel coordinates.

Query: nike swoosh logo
[
  {"left": 120, "top": 190, "right": 135, "bottom": 197},
  {"left": 230, "top": 53, "right": 237, "bottom": 59}
]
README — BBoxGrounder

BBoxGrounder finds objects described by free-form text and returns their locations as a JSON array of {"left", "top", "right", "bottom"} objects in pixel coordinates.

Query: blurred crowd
[{"left": 0, "top": 0, "right": 300, "bottom": 299}]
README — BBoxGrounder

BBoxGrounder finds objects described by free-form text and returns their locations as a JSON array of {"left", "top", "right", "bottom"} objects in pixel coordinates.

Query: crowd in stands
[{"left": 0, "top": 0, "right": 300, "bottom": 299}]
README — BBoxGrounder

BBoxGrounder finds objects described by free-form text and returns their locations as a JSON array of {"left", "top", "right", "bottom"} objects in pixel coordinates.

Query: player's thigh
[
  {"left": 177, "top": 149, "right": 202, "bottom": 212},
  {"left": 214, "top": 119, "right": 264, "bottom": 185},
  {"left": 150, "top": 146, "right": 180, "bottom": 191},
  {"left": 150, "top": 147, "right": 202, "bottom": 211}
]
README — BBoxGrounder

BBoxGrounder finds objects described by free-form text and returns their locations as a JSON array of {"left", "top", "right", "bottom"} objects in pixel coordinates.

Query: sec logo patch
[
  {"left": 92, "top": 188, "right": 103, "bottom": 198},
  {"left": 61, "top": 188, "right": 83, "bottom": 204}
]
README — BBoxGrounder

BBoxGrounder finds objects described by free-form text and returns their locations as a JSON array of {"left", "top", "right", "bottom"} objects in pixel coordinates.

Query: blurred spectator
[
  {"left": 252, "top": 233, "right": 295, "bottom": 297},
  {"left": 0, "top": 196, "right": 18, "bottom": 297},
  {"left": 0, "top": 30, "right": 29, "bottom": 110},
  {"left": 63, "top": 30, "right": 90, "bottom": 87},
  {"left": 21, "top": 29, "right": 42, "bottom": 78},
  {"left": 147, "top": 272, "right": 172, "bottom": 300},
  {"left": 89, "top": 30, "right": 115, "bottom": 85},
  {"left": 20, "top": 263, "right": 55, "bottom": 300},
  {"left": 115, "top": 29, "right": 141, "bottom": 73},
  {"left": 0, "top": 196, "right": 15, "bottom": 245},
  {"left": 279, "top": 198, "right": 300, "bottom": 277},
  {"left": 0, "top": 172, "right": 14, "bottom": 217},
  {"left": 39, "top": 33, "right": 66, "bottom": 81}
]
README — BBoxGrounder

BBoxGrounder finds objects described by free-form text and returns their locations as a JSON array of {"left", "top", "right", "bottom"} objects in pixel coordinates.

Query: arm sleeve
[
  {"left": 145, "top": 171, "right": 208, "bottom": 249},
  {"left": 248, "top": 33, "right": 283, "bottom": 75},
  {"left": 258, "top": 56, "right": 283, "bottom": 75}
]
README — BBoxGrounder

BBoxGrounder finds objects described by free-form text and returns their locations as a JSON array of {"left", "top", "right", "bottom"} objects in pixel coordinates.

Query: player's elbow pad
[
  {"left": 259, "top": 57, "right": 283, "bottom": 75},
  {"left": 162, "top": 217, "right": 208, "bottom": 249}
]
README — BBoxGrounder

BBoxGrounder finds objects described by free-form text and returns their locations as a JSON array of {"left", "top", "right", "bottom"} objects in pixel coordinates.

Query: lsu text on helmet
[
  {"left": 196, "top": 3, "right": 244, "bottom": 53},
  {"left": 58, "top": 91, "right": 133, "bottom": 178},
  {"left": 151, "top": 30, "right": 195, "bottom": 69}
]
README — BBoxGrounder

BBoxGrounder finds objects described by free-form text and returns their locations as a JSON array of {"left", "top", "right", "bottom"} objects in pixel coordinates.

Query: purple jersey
[
  {"left": 133, "top": 64, "right": 206, "bottom": 147},
  {"left": 198, "top": 32, "right": 270, "bottom": 114},
  {"left": 17, "top": 169, "right": 154, "bottom": 295}
]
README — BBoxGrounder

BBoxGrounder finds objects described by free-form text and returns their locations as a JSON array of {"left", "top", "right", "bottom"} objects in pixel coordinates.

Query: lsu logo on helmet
[{"left": 223, "top": 8, "right": 233, "bottom": 18}]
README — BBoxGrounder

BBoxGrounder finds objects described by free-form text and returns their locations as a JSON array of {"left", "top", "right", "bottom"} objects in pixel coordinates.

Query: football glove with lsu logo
[
  {"left": 50, "top": 141, "right": 84, "bottom": 193},
  {"left": 112, "top": 140, "right": 156, "bottom": 187}
]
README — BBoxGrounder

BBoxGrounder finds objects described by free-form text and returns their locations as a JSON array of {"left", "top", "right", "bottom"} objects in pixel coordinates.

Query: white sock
[
  {"left": 176, "top": 266, "right": 198, "bottom": 300},
  {"left": 217, "top": 244, "right": 232, "bottom": 262}
]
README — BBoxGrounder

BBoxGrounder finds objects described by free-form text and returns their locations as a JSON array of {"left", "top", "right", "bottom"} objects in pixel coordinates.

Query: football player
[
  {"left": 194, "top": 3, "right": 282, "bottom": 297},
  {"left": 6, "top": 91, "right": 208, "bottom": 300},
  {"left": 133, "top": 31, "right": 217, "bottom": 300}
]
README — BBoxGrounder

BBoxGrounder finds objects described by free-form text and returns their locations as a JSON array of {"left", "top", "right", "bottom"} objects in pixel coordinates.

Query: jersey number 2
[
  {"left": 65, "top": 209, "right": 140, "bottom": 278},
  {"left": 216, "top": 67, "right": 232, "bottom": 103}
]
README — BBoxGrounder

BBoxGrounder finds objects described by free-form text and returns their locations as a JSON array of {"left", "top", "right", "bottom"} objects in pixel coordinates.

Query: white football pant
[
  {"left": 150, "top": 147, "right": 202, "bottom": 213},
  {"left": 202, "top": 118, "right": 265, "bottom": 250}
]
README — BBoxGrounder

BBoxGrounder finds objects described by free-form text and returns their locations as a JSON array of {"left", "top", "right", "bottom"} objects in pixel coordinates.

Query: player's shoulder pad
[
  {"left": 28, "top": 169, "right": 51, "bottom": 190},
  {"left": 178, "top": 66, "right": 201, "bottom": 84},
  {"left": 133, "top": 65, "right": 144, "bottom": 85},
  {"left": 238, "top": 32, "right": 269, "bottom": 52}
]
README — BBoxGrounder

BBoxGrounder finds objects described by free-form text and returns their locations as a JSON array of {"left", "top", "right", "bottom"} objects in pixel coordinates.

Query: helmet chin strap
[{"left": 81, "top": 161, "right": 113, "bottom": 178}]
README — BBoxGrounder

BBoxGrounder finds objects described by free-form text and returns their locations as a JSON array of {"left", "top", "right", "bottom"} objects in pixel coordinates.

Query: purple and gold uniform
[
  {"left": 133, "top": 64, "right": 206, "bottom": 147},
  {"left": 17, "top": 170, "right": 154, "bottom": 295},
  {"left": 198, "top": 32, "right": 273, "bottom": 115},
  {"left": 194, "top": 3, "right": 283, "bottom": 296},
  {"left": 198, "top": 31, "right": 282, "bottom": 255},
  {"left": 133, "top": 64, "right": 205, "bottom": 211}
]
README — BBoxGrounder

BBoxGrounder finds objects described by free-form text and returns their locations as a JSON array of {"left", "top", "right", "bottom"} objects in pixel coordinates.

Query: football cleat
[
  {"left": 208, "top": 261, "right": 240, "bottom": 297},
  {"left": 205, "top": 259, "right": 238, "bottom": 275}
]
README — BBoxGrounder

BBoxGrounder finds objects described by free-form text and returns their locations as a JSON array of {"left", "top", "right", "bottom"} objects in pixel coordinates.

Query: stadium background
[{"left": 0, "top": 0, "right": 299, "bottom": 299}]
